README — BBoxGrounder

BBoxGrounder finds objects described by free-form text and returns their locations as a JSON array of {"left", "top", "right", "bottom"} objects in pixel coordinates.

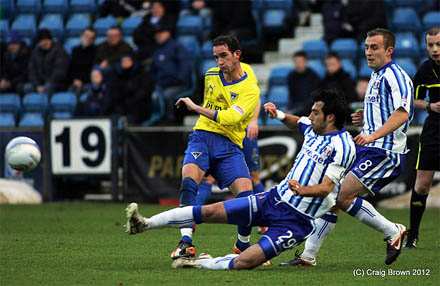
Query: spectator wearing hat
[
  {"left": 0, "top": 30, "right": 30, "bottom": 95},
  {"left": 151, "top": 23, "right": 193, "bottom": 123},
  {"left": 68, "top": 28, "right": 97, "bottom": 97},
  {"left": 24, "top": 29, "right": 70, "bottom": 96}
]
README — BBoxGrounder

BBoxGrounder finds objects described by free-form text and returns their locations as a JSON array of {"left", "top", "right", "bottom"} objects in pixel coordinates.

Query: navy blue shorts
[
  {"left": 183, "top": 130, "right": 251, "bottom": 189},
  {"left": 242, "top": 135, "right": 260, "bottom": 172},
  {"left": 350, "top": 146, "right": 405, "bottom": 195},
  {"left": 223, "top": 188, "right": 315, "bottom": 261}
]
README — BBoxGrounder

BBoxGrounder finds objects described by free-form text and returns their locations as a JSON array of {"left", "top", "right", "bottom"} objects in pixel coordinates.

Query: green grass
[{"left": 0, "top": 204, "right": 439, "bottom": 286}]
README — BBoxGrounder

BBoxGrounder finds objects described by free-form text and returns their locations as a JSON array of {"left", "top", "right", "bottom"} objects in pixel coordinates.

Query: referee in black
[{"left": 405, "top": 27, "right": 440, "bottom": 249}]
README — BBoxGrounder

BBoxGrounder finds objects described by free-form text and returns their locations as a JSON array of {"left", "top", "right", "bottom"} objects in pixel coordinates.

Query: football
[{"left": 5, "top": 136, "right": 41, "bottom": 172}]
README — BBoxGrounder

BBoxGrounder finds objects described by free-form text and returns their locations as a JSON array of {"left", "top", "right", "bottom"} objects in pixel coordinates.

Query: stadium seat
[
  {"left": 176, "top": 15, "right": 203, "bottom": 40},
  {"left": 393, "top": 0, "right": 424, "bottom": 8},
  {"left": 121, "top": 17, "right": 142, "bottom": 35},
  {"left": 11, "top": 14, "right": 37, "bottom": 39},
  {"left": 95, "top": 36, "right": 106, "bottom": 45},
  {"left": 0, "top": 93, "right": 21, "bottom": 116},
  {"left": 22, "top": 92, "right": 49, "bottom": 113},
  {"left": 70, "top": 0, "right": 96, "bottom": 13},
  {"left": 266, "top": 85, "right": 289, "bottom": 110},
  {"left": 42, "top": 0, "right": 68, "bottom": 16},
  {"left": 419, "top": 34, "right": 427, "bottom": 58},
  {"left": 394, "top": 33, "right": 419, "bottom": 59},
  {"left": 16, "top": 0, "right": 41, "bottom": 15},
  {"left": 199, "top": 59, "right": 217, "bottom": 77},
  {"left": 0, "top": 112, "right": 16, "bottom": 127},
  {"left": 1, "top": 0, "right": 15, "bottom": 21},
  {"left": 38, "top": 13, "right": 64, "bottom": 40},
  {"left": 200, "top": 40, "right": 213, "bottom": 59},
  {"left": 341, "top": 59, "right": 357, "bottom": 80},
  {"left": 18, "top": 112, "right": 45, "bottom": 127},
  {"left": 93, "top": 16, "right": 118, "bottom": 36},
  {"left": 50, "top": 92, "right": 77, "bottom": 113},
  {"left": 0, "top": 19, "right": 9, "bottom": 41},
  {"left": 177, "top": 35, "right": 200, "bottom": 60},
  {"left": 392, "top": 8, "right": 422, "bottom": 33},
  {"left": 307, "top": 59, "right": 326, "bottom": 78},
  {"left": 124, "top": 36, "right": 137, "bottom": 51},
  {"left": 268, "top": 66, "right": 293, "bottom": 87},
  {"left": 412, "top": 109, "right": 428, "bottom": 126},
  {"left": 142, "top": 93, "right": 165, "bottom": 126},
  {"left": 262, "top": 0, "right": 293, "bottom": 13},
  {"left": 63, "top": 37, "right": 81, "bottom": 55},
  {"left": 395, "top": 58, "right": 417, "bottom": 78},
  {"left": 265, "top": 117, "right": 285, "bottom": 126},
  {"left": 422, "top": 11, "right": 440, "bottom": 30},
  {"left": 263, "top": 9, "right": 288, "bottom": 36},
  {"left": 52, "top": 111, "right": 73, "bottom": 119},
  {"left": 302, "top": 39, "right": 328, "bottom": 59},
  {"left": 330, "top": 38, "right": 358, "bottom": 59},
  {"left": 358, "top": 62, "right": 372, "bottom": 78},
  {"left": 65, "top": 13, "right": 91, "bottom": 37}
]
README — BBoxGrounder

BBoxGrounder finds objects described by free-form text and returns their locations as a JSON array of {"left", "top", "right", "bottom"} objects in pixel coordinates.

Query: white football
[{"left": 5, "top": 136, "right": 41, "bottom": 172}]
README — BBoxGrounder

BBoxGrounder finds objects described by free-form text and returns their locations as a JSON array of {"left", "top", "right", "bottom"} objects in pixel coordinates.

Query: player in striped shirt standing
[
  {"left": 124, "top": 89, "right": 357, "bottom": 270},
  {"left": 283, "top": 28, "right": 414, "bottom": 267}
]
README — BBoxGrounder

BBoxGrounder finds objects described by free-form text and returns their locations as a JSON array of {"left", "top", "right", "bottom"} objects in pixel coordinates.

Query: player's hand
[
  {"left": 351, "top": 109, "right": 364, "bottom": 126},
  {"left": 288, "top": 180, "right": 302, "bottom": 196},
  {"left": 354, "top": 134, "right": 375, "bottom": 146},
  {"left": 247, "top": 121, "right": 258, "bottom": 140},
  {"left": 264, "top": 102, "right": 278, "bottom": 119},
  {"left": 430, "top": 102, "right": 440, "bottom": 114},
  {"left": 175, "top": 97, "right": 196, "bottom": 111}
]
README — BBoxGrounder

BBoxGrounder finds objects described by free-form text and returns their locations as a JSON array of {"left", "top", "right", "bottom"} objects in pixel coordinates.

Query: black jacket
[
  {"left": 0, "top": 42, "right": 30, "bottom": 92},
  {"left": 287, "top": 67, "right": 320, "bottom": 115},
  {"left": 69, "top": 44, "right": 97, "bottom": 84},
  {"left": 320, "top": 68, "right": 357, "bottom": 104}
]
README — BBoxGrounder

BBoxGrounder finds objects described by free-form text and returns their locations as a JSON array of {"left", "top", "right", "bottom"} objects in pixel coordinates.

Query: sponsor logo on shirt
[
  {"left": 232, "top": 105, "right": 244, "bottom": 115},
  {"left": 365, "top": 94, "right": 381, "bottom": 103}
]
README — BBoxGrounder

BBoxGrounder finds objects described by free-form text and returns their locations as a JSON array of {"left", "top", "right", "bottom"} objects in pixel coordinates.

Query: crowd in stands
[{"left": 0, "top": 0, "right": 439, "bottom": 127}]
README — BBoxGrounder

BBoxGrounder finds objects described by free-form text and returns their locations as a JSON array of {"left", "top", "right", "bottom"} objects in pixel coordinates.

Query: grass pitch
[{"left": 0, "top": 203, "right": 438, "bottom": 286}]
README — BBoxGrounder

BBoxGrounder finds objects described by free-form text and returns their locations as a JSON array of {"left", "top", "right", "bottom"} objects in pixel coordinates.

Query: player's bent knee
[{"left": 233, "top": 256, "right": 259, "bottom": 270}]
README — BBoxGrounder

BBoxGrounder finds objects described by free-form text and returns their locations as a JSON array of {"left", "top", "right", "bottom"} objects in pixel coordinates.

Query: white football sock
[
  {"left": 180, "top": 227, "right": 194, "bottom": 239},
  {"left": 302, "top": 217, "right": 336, "bottom": 259},
  {"left": 145, "top": 206, "right": 194, "bottom": 230},
  {"left": 354, "top": 199, "right": 397, "bottom": 238},
  {"left": 199, "top": 254, "right": 238, "bottom": 270}
]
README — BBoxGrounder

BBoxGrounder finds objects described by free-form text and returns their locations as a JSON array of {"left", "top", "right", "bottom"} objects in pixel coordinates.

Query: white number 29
[{"left": 277, "top": 230, "right": 297, "bottom": 249}]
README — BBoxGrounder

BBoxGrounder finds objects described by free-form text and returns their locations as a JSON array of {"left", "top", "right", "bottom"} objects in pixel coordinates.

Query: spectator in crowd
[
  {"left": 180, "top": 0, "right": 212, "bottom": 41},
  {"left": 321, "top": 0, "right": 351, "bottom": 44},
  {"left": 68, "top": 28, "right": 97, "bottom": 97},
  {"left": 151, "top": 23, "right": 193, "bottom": 123},
  {"left": 287, "top": 51, "right": 320, "bottom": 116},
  {"left": 94, "top": 26, "right": 134, "bottom": 71},
  {"left": 0, "top": 30, "right": 30, "bottom": 95},
  {"left": 99, "top": 0, "right": 143, "bottom": 19},
  {"left": 76, "top": 65, "right": 112, "bottom": 116},
  {"left": 133, "top": 0, "right": 175, "bottom": 66},
  {"left": 209, "top": 0, "right": 256, "bottom": 42},
  {"left": 24, "top": 29, "right": 70, "bottom": 96},
  {"left": 108, "top": 54, "right": 154, "bottom": 124},
  {"left": 320, "top": 52, "right": 357, "bottom": 105},
  {"left": 349, "top": 76, "right": 369, "bottom": 113}
]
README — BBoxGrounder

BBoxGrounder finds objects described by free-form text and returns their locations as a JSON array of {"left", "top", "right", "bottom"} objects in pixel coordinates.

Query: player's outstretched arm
[
  {"left": 289, "top": 176, "right": 335, "bottom": 197},
  {"left": 354, "top": 107, "right": 409, "bottom": 146},
  {"left": 263, "top": 102, "right": 299, "bottom": 130},
  {"left": 176, "top": 97, "right": 216, "bottom": 120}
]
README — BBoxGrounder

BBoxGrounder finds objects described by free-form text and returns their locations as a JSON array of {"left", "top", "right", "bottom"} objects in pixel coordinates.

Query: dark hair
[
  {"left": 312, "top": 89, "right": 348, "bottom": 130},
  {"left": 425, "top": 27, "right": 440, "bottom": 42},
  {"left": 293, "top": 51, "right": 307, "bottom": 59},
  {"left": 366, "top": 28, "right": 395, "bottom": 49},
  {"left": 83, "top": 27, "right": 96, "bottom": 35},
  {"left": 212, "top": 35, "right": 241, "bottom": 54},
  {"left": 325, "top": 51, "right": 340, "bottom": 61}
]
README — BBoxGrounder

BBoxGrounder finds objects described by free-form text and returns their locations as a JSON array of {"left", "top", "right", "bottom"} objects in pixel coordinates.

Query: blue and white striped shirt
[
  {"left": 276, "top": 117, "right": 356, "bottom": 219},
  {"left": 362, "top": 60, "right": 414, "bottom": 153}
]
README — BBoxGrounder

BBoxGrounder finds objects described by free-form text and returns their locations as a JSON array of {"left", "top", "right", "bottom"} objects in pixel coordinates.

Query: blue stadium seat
[
  {"left": 11, "top": 14, "right": 37, "bottom": 39},
  {"left": 412, "top": 109, "right": 428, "bottom": 126},
  {"left": 63, "top": 37, "right": 81, "bottom": 55},
  {"left": 268, "top": 66, "right": 293, "bottom": 87},
  {"left": 392, "top": 8, "right": 422, "bottom": 33},
  {"left": 121, "top": 17, "right": 142, "bottom": 35},
  {"left": 19, "top": 112, "right": 45, "bottom": 127},
  {"left": 358, "top": 62, "right": 372, "bottom": 78},
  {"left": 341, "top": 59, "right": 357, "bottom": 80},
  {"left": 302, "top": 39, "right": 328, "bottom": 59},
  {"left": 394, "top": 33, "right": 419, "bottom": 59},
  {"left": 70, "top": 0, "right": 96, "bottom": 13},
  {"left": 199, "top": 59, "right": 217, "bottom": 77},
  {"left": 93, "top": 16, "right": 118, "bottom": 36},
  {"left": 50, "top": 92, "right": 77, "bottom": 113},
  {"left": 263, "top": 0, "right": 293, "bottom": 13},
  {"left": 1, "top": 0, "right": 15, "bottom": 21},
  {"left": 395, "top": 58, "right": 417, "bottom": 78},
  {"left": 307, "top": 59, "right": 326, "bottom": 78},
  {"left": 0, "top": 19, "right": 9, "bottom": 41},
  {"left": 176, "top": 15, "right": 203, "bottom": 40},
  {"left": 142, "top": 93, "right": 165, "bottom": 126},
  {"left": 422, "top": 11, "right": 440, "bottom": 30},
  {"left": 0, "top": 112, "right": 16, "bottom": 127},
  {"left": 330, "top": 38, "right": 358, "bottom": 59},
  {"left": 393, "top": 0, "right": 424, "bottom": 8},
  {"left": 419, "top": 34, "right": 427, "bottom": 58},
  {"left": 263, "top": 9, "right": 288, "bottom": 35},
  {"left": 65, "top": 13, "right": 91, "bottom": 37},
  {"left": 52, "top": 111, "right": 73, "bottom": 119},
  {"left": 177, "top": 35, "right": 200, "bottom": 60},
  {"left": 95, "top": 36, "right": 106, "bottom": 45},
  {"left": 42, "top": 0, "right": 68, "bottom": 16},
  {"left": 266, "top": 85, "right": 289, "bottom": 110},
  {"left": 22, "top": 92, "right": 49, "bottom": 113},
  {"left": 200, "top": 40, "right": 213, "bottom": 59},
  {"left": 265, "top": 117, "right": 285, "bottom": 126},
  {"left": 38, "top": 13, "right": 64, "bottom": 41},
  {"left": 0, "top": 93, "right": 21, "bottom": 116},
  {"left": 124, "top": 36, "right": 137, "bottom": 51},
  {"left": 16, "top": 0, "right": 41, "bottom": 15}
]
